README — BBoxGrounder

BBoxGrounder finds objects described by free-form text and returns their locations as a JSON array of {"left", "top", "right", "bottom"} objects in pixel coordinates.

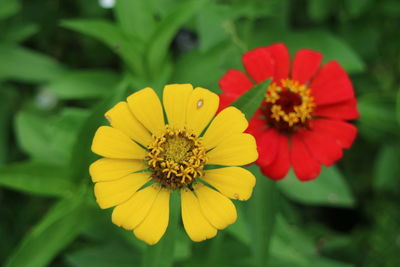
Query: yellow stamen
[
  {"left": 146, "top": 126, "right": 207, "bottom": 189},
  {"left": 265, "top": 78, "right": 315, "bottom": 129}
]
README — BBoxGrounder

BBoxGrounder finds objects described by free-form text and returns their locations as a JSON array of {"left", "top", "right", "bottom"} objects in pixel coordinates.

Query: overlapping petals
[
  {"left": 90, "top": 84, "right": 257, "bottom": 244},
  {"left": 218, "top": 43, "right": 359, "bottom": 181}
]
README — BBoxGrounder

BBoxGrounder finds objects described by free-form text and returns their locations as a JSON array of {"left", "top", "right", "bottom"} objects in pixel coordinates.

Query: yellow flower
[{"left": 90, "top": 84, "right": 258, "bottom": 245}]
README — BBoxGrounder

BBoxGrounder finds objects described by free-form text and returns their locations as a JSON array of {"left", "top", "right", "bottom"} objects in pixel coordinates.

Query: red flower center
[{"left": 264, "top": 79, "right": 315, "bottom": 133}]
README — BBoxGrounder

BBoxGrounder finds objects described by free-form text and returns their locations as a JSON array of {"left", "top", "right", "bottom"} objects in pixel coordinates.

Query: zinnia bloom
[
  {"left": 218, "top": 43, "right": 358, "bottom": 181},
  {"left": 90, "top": 84, "right": 257, "bottom": 244}
]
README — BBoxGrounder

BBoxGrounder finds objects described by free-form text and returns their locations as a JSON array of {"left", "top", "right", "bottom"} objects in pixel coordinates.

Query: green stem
[{"left": 246, "top": 165, "right": 277, "bottom": 267}]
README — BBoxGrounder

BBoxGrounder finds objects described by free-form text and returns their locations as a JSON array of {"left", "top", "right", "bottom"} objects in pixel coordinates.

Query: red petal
[
  {"left": 265, "top": 43, "right": 290, "bottom": 82},
  {"left": 299, "top": 130, "right": 343, "bottom": 167},
  {"left": 314, "top": 98, "right": 359, "bottom": 120},
  {"left": 291, "top": 49, "right": 323, "bottom": 84},
  {"left": 291, "top": 134, "right": 321, "bottom": 181},
  {"left": 259, "top": 133, "right": 291, "bottom": 180},
  {"left": 247, "top": 107, "right": 267, "bottom": 136},
  {"left": 242, "top": 47, "right": 274, "bottom": 83},
  {"left": 218, "top": 92, "right": 239, "bottom": 112},
  {"left": 310, "top": 119, "right": 357, "bottom": 149},
  {"left": 256, "top": 129, "right": 279, "bottom": 166},
  {"left": 310, "top": 61, "right": 354, "bottom": 105},
  {"left": 219, "top": 69, "right": 254, "bottom": 94}
]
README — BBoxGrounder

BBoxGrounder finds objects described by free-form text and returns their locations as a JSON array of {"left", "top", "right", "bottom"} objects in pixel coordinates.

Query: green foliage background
[{"left": 1, "top": 0, "right": 399, "bottom": 266}]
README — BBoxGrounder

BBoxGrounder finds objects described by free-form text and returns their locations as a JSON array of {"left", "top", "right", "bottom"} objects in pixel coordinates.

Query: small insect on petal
[
  {"left": 234, "top": 193, "right": 239, "bottom": 199},
  {"left": 197, "top": 99, "right": 204, "bottom": 109},
  {"left": 105, "top": 115, "right": 112, "bottom": 123}
]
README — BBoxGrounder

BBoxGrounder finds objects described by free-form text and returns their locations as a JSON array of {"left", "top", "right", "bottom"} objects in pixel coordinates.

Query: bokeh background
[{"left": 1, "top": 0, "right": 400, "bottom": 266}]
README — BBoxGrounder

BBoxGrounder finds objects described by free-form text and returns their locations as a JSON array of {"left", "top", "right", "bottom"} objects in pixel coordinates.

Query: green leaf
[
  {"left": 0, "top": 161, "right": 73, "bottom": 197},
  {"left": 0, "top": 44, "right": 66, "bottom": 82},
  {"left": 358, "top": 94, "right": 399, "bottom": 141},
  {"left": 5, "top": 193, "right": 94, "bottom": 267},
  {"left": 146, "top": 0, "right": 206, "bottom": 76},
  {"left": 196, "top": 5, "right": 230, "bottom": 52},
  {"left": 114, "top": 0, "right": 156, "bottom": 41},
  {"left": 44, "top": 70, "right": 120, "bottom": 99},
  {"left": 172, "top": 42, "right": 242, "bottom": 90},
  {"left": 0, "top": 88, "right": 17, "bottom": 164},
  {"left": 245, "top": 164, "right": 277, "bottom": 266},
  {"left": 61, "top": 19, "right": 145, "bottom": 76},
  {"left": 373, "top": 145, "right": 400, "bottom": 192},
  {"left": 277, "top": 166, "right": 355, "bottom": 207},
  {"left": 345, "top": 0, "right": 372, "bottom": 17},
  {"left": 66, "top": 242, "right": 141, "bottom": 267},
  {"left": 0, "top": 23, "right": 39, "bottom": 43},
  {"left": 307, "top": 0, "right": 336, "bottom": 22},
  {"left": 231, "top": 79, "right": 272, "bottom": 120},
  {"left": 141, "top": 191, "right": 179, "bottom": 267},
  {"left": 268, "top": 216, "right": 353, "bottom": 267},
  {"left": 397, "top": 89, "right": 400, "bottom": 125},
  {"left": 15, "top": 108, "right": 89, "bottom": 165},
  {"left": 68, "top": 78, "right": 130, "bottom": 181},
  {"left": 0, "top": 0, "right": 20, "bottom": 19}
]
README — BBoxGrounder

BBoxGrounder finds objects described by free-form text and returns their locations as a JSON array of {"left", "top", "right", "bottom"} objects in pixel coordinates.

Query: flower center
[
  {"left": 264, "top": 79, "right": 315, "bottom": 133},
  {"left": 146, "top": 126, "right": 207, "bottom": 189}
]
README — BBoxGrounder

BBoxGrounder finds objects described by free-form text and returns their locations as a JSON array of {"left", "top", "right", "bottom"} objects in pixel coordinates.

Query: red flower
[{"left": 218, "top": 43, "right": 359, "bottom": 181}]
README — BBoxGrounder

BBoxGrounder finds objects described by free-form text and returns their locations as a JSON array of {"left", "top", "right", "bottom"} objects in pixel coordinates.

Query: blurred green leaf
[
  {"left": 172, "top": 42, "right": 242, "bottom": 90},
  {"left": 68, "top": 78, "right": 129, "bottom": 181},
  {"left": 114, "top": 0, "right": 155, "bottom": 41},
  {"left": 277, "top": 167, "right": 355, "bottom": 207},
  {"left": 146, "top": 0, "right": 206, "bottom": 76},
  {"left": 0, "top": 88, "right": 17, "bottom": 164},
  {"left": 44, "top": 70, "right": 119, "bottom": 99},
  {"left": 397, "top": 89, "right": 400, "bottom": 124},
  {"left": 268, "top": 216, "right": 353, "bottom": 267},
  {"left": 15, "top": 108, "right": 89, "bottom": 165},
  {"left": 61, "top": 19, "right": 144, "bottom": 76},
  {"left": 307, "top": 0, "right": 335, "bottom": 22},
  {"left": 0, "top": 161, "right": 73, "bottom": 197},
  {"left": 0, "top": 0, "right": 20, "bottom": 20},
  {"left": 5, "top": 193, "right": 94, "bottom": 267},
  {"left": 0, "top": 44, "right": 66, "bottom": 82},
  {"left": 232, "top": 79, "right": 272, "bottom": 120},
  {"left": 358, "top": 94, "right": 399, "bottom": 141},
  {"left": 253, "top": 30, "right": 366, "bottom": 74},
  {"left": 196, "top": 5, "right": 229, "bottom": 52},
  {"left": 345, "top": 0, "right": 372, "bottom": 17},
  {"left": 373, "top": 145, "right": 400, "bottom": 192},
  {"left": 66, "top": 242, "right": 141, "bottom": 267},
  {"left": 227, "top": 202, "right": 251, "bottom": 246},
  {"left": 0, "top": 23, "right": 39, "bottom": 43},
  {"left": 246, "top": 164, "right": 277, "bottom": 266}
]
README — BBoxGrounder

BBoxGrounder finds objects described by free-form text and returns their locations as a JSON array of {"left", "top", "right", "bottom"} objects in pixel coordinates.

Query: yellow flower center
[
  {"left": 146, "top": 126, "right": 207, "bottom": 189},
  {"left": 265, "top": 79, "right": 315, "bottom": 132}
]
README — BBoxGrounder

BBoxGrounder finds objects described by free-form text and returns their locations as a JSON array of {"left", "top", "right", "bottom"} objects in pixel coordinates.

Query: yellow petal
[
  {"left": 206, "top": 133, "right": 258, "bottom": 166},
  {"left": 185, "top": 87, "right": 219, "bottom": 136},
  {"left": 202, "top": 107, "right": 248, "bottom": 150},
  {"left": 105, "top": 101, "right": 152, "bottom": 146},
  {"left": 181, "top": 189, "right": 217, "bottom": 242},
  {"left": 134, "top": 188, "right": 170, "bottom": 245},
  {"left": 203, "top": 167, "right": 256, "bottom": 201},
  {"left": 163, "top": 84, "right": 193, "bottom": 129},
  {"left": 112, "top": 184, "right": 160, "bottom": 230},
  {"left": 94, "top": 172, "right": 150, "bottom": 209},
  {"left": 89, "top": 158, "right": 147, "bottom": 182},
  {"left": 91, "top": 126, "right": 147, "bottom": 159},
  {"left": 194, "top": 183, "right": 237, "bottom": 230},
  {"left": 127, "top": 88, "right": 165, "bottom": 136}
]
